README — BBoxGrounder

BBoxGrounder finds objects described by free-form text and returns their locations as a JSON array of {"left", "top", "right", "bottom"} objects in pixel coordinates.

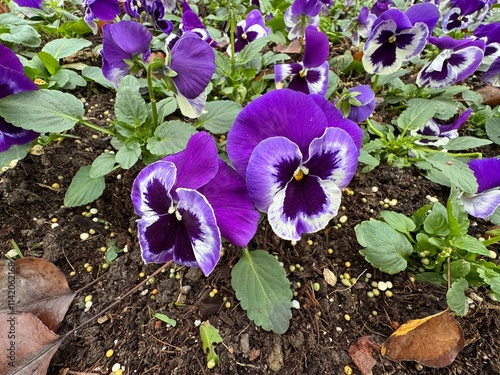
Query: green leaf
[
  {"left": 477, "top": 267, "right": 500, "bottom": 298},
  {"left": 231, "top": 249, "right": 292, "bottom": 334},
  {"left": 446, "top": 278, "right": 469, "bottom": 316},
  {"left": 82, "top": 66, "right": 116, "bottom": 89},
  {"left": 236, "top": 36, "right": 271, "bottom": 65},
  {"left": 0, "top": 25, "right": 41, "bottom": 47},
  {"left": 90, "top": 152, "right": 116, "bottom": 178},
  {"left": 423, "top": 205, "right": 449, "bottom": 236},
  {"left": 397, "top": 99, "right": 439, "bottom": 131},
  {"left": 0, "top": 143, "right": 32, "bottom": 170},
  {"left": 415, "top": 272, "right": 447, "bottom": 285},
  {"left": 356, "top": 220, "right": 414, "bottom": 274},
  {"left": 157, "top": 97, "right": 177, "bottom": 120},
  {"left": 358, "top": 149, "right": 380, "bottom": 167},
  {"left": 411, "top": 204, "right": 432, "bottom": 229},
  {"left": 154, "top": 313, "right": 177, "bottom": 327},
  {"left": 115, "top": 87, "right": 148, "bottom": 126},
  {"left": 147, "top": 121, "right": 197, "bottom": 156},
  {"left": 115, "top": 141, "right": 141, "bottom": 169},
  {"left": 64, "top": 166, "right": 105, "bottom": 207},
  {"left": 423, "top": 153, "right": 478, "bottom": 194},
  {"left": 447, "top": 187, "right": 469, "bottom": 237},
  {"left": 447, "top": 260, "right": 471, "bottom": 281},
  {"left": 451, "top": 235, "right": 490, "bottom": 256},
  {"left": 0, "top": 89, "right": 84, "bottom": 132},
  {"left": 42, "top": 38, "right": 92, "bottom": 59},
  {"left": 199, "top": 320, "right": 223, "bottom": 367},
  {"left": 486, "top": 117, "right": 500, "bottom": 145},
  {"left": 196, "top": 101, "right": 242, "bottom": 134},
  {"left": 445, "top": 136, "right": 492, "bottom": 151},
  {"left": 380, "top": 211, "right": 416, "bottom": 233},
  {"left": 37, "top": 51, "right": 59, "bottom": 75}
]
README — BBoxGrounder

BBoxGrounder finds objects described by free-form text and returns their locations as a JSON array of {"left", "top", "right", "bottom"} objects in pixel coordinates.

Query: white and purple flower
[
  {"left": 0, "top": 44, "right": 39, "bottom": 153},
  {"left": 416, "top": 36, "right": 485, "bottom": 89},
  {"left": 227, "top": 89, "right": 362, "bottom": 241},
  {"left": 131, "top": 132, "right": 259, "bottom": 275},
  {"left": 275, "top": 26, "right": 329, "bottom": 96},
  {"left": 82, "top": 0, "right": 121, "bottom": 34},
  {"left": 461, "top": 157, "right": 500, "bottom": 221},
  {"left": 284, "top": 0, "right": 322, "bottom": 40},
  {"left": 229, "top": 9, "right": 270, "bottom": 55},
  {"left": 348, "top": 6, "right": 377, "bottom": 47},
  {"left": 362, "top": 3, "right": 439, "bottom": 75},
  {"left": 335, "top": 85, "right": 375, "bottom": 123},
  {"left": 371, "top": 0, "right": 394, "bottom": 17},
  {"left": 441, "top": 0, "right": 491, "bottom": 34}
]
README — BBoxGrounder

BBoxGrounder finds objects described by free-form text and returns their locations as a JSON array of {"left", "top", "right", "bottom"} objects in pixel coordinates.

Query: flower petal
[
  {"left": 246, "top": 136, "right": 302, "bottom": 211},
  {"left": 404, "top": 2, "right": 439, "bottom": 32},
  {"left": 483, "top": 56, "right": 500, "bottom": 86},
  {"left": 0, "top": 44, "right": 24, "bottom": 74},
  {"left": 137, "top": 214, "right": 177, "bottom": 263},
  {"left": 468, "top": 157, "right": 500, "bottom": 193},
  {"left": 199, "top": 160, "right": 259, "bottom": 247},
  {"left": 89, "top": 0, "right": 120, "bottom": 21},
  {"left": 303, "top": 26, "right": 329, "bottom": 68},
  {"left": 175, "top": 89, "right": 208, "bottom": 118},
  {"left": 245, "top": 9, "right": 269, "bottom": 33},
  {"left": 176, "top": 188, "right": 221, "bottom": 275},
  {"left": 274, "top": 62, "right": 303, "bottom": 83},
  {"left": 461, "top": 190, "right": 500, "bottom": 220},
  {"left": 304, "top": 62, "right": 329, "bottom": 95},
  {"left": 0, "top": 119, "right": 39, "bottom": 152},
  {"left": 450, "top": 46, "right": 484, "bottom": 82},
  {"left": 395, "top": 22, "right": 429, "bottom": 61}
]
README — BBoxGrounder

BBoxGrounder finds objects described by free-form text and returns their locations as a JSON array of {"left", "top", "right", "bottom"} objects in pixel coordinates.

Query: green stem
[
  {"left": 372, "top": 74, "right": 380, "bottom": 93},
  {"left": 483, "top": 235, "right": 500, "bottom": 247},
  {"left": 79, "top": 119, "right": 115, "bottom": 136},
  {"left": 147, "top": 63, "right": 158, "bottom": 132},
  {"left": 365, "top": 118, "right": 386, "bottom": 140},
  {"left": 229, "top": 13, "right": 236, "bottom": 67}
]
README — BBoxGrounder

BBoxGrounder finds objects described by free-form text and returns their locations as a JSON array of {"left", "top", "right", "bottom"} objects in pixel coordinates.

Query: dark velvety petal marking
[
  {"left": 199, "top": 160, "right": 259, "bottom": 247},
  {"left": 468, "top": 158, "right": 500, "bottom": 193},
  {"left": 416, "top": 57, "right": 457, "bottom": 89},
  {"left": 304, "top": 127, "right": 359, "bottom": 189},
  {"left": 0, "top": 44, "right": 24, "bottom": 73},
  {"left": 89, "top": 0, "right": 120, "bottom": 21},
  {"left": 461, "top": 191, "right": 500, "bottom": 220},
  {"left": 449, "top": 46, "right": 484, "bottom": 82},
  {"left": 268, "top": 176, "right": 342, "bottom": 240},
  {"left": 442, "top": 8, "right": 472, "bottom": 33},
  {"left": 287, "top": 74, "right": 310, "bottom": 94},
  {"left": 302, "top": 26, "right": 329, "bottom": 68},
  {"left": 305, "top": 62, "right": 329, "bottom": 95},
  {"left": 176, "top": 188, "right": 221, "bottom": 276},
  {"left": 246, "top": 136, "right": 302, "bottom": 211},
  {"left": 170, "top": 32, "right": 215, "bottom": 99},
  {"left": 227, "top": 89, "right": 329, "bottom": 177},
  {"left": 137, "top": 214, "right": 177, "bottom": 263},
  {"left": 233, "top": 37, "right": 248, "bottom": 54},
  {"left": 163, "top": 132, "right": 218, "bottom": 191},
  {"left": 395, "top": 22, "right": 428, "bottom": 61},
  {"left": 0, "top": 119, "right": 39, "bottom": 152},
  {"left": 404, "top": 2, "right": 439, "bottom": 32},
  {"left": 131, "top": 161, "right": 176, "bottom": 217}
]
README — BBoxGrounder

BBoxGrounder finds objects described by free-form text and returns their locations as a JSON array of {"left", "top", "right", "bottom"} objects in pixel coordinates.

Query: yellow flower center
[
  {"left": 389, "top": 35, "right": 396, "bottom": 43},
  {"left": 299, "top": 69, "right": 307, "bottom": 77}
]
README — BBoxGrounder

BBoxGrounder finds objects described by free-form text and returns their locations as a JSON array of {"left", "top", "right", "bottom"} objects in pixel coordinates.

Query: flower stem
[
  {"left": 147, "top": 63, "right": 159, "bottom": 132},
  {"left": 79, "top": 118, "right": 115, "bottom": 136},
  {"left": 366, "top": 118, "right": 385, "bottom": 140},
  {"left": 372, "top": 74, "right": 380, "bottom": 93},
  {"left": 483, "top": 235, "right": 500, "bottom": 247},
  {"left": 229, "top": 11, "right": 236, "bottom": 66}
]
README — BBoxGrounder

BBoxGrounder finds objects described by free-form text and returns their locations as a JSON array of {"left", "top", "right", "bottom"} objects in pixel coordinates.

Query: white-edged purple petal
[
  {"left": 396, "top": 22, "right": 429, "bottom": 61},
  {"left": 274, "top": 62, "right": 303, "bottom": 84},
  {"left": 468, "top": 158, "right": 500, "bottom": 193},
  {"left": 304, "top": 127, "right": 359, "bottom": 189},
  {"left": 163, "top": 131, "right": 219, "bottom": 191},
  {"left": 303, "top": 62, "right": 329, "bottom": 95},
  {"left": 416, "top": 51, "right": 459, "bottom": 89},
  {"left": 176, "top": 188, "right": 221, "bottom": 275},
  {"left": 461, "top": 190, "right": 500, "bottom": 220},
  {"left": 291, "top": 0, "right": 322, "bottom": 17},
  {"left": 136, "top": 214, "right": 176, "bottom": 263},
  {"left": 131, "top": 160, "right": 176, "bottom": 217},
  {"left": 303, "top": 26, "right": 329, "bottom": 68},
  {"left": 404, "top": 2, "right": 439, "bottom": 32},
  {"left": 246, "top": 136, "right": 303, "bottom": 212},
  {"left": 442, "top": 7, "right": 474, "bottom": 33},
  {"left": 483, "top": 56, "right": 500, "bottom": 86},
  {"left": 175, "top": 89, "right": 208, "bottom": 118},
  {"left": 245, "top": 9, "right": 269, "bottom": 32},
  {"left": 268, "top": 176, "right": 342, "bottom": 241},
  {"left": 451, "top": 46, "right": 484, "bottom": 82},
  {"left": 371, "top": 9, "right": 411, "bottom": 32},
  {"left": 199, "top": 160, "right": 259, "bottom": 247}
]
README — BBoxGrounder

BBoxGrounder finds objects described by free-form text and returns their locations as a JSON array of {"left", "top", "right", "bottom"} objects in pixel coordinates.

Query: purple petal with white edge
[
  {"left": 137, "top": 214, "right": 176, "bottom": 263},
  {"left": 416, "top": 53, "right": 458, "bottom": 89},
  {"left": 0, "top": 44, "right": 24, "bottom": 73},
  {"left": 461, "top": 190, "right": 500, "bottom": 220},
  {"left": 442, "top": 7, "right": 473, "bottom": 33},
  {"left": 474, "top": 23, "right": 500, "bottom": 45},
  {"left": 304, "top": 127, "right": 359, "bottom": 189},
  {"left": 89, "top": 0, "right": 120, "bottom": 21},
  {"left": 227, "top": 90, "right": 329, "bottom": 177},
  {"left": 363, "top": 20, "right": 399, "bottom": 74},
  {"left": 303, "top": 26, "right": 329, "bottom": 68},
  {"left": 309, "top": 95, "right": 364, "bottom": 149},
  {"left": 0, "top": 67, "right": 38, "bottom": 99},
  {"left": 468, "top": 158, "right": 500, "bottom": 193},
  {"left": 199, "top": 160, "right": 259, "bottom": 247},
  {"left": 245, "top": 9, "right": 269, "bottom": 32},
  {"left": 176, "top": 188, "right": 221, "bottom": 275},
  {"left": 246, "top": 136, "right": 302, "bottom": 212},
  {"left": 450, "top": 46, "right": 484, "bottom": 82},
  {"left": 291, "top": 0, "right": 322, "bottom": 17},
  {"left": 0, "top": 119, "right": 39, "bottom": 152},
  {"left": 429, "top": 35, "right": 485, "bottom": 52},
  {"left": 268, "top": 175, "right": 342, "bottom": 241},
  {"left": 131, "top": 160, "right": 176, "bottom": 217},
  {"left": 163, "top": 132, "right": 219, "bottom": 191},
  {"left": 170, "top": 32, "right": 215, "bottom": 99},
  {"left": 305, "top": 62, "right": 329, "bottom": 95},
  {"left": 404, "top": 3, "right": 439, "bottom": 32},
  {"left": 175, "top": 89, "right": 208, "bottom": 118},
  {"left": 274, "top": 63, "right": 303, "bottom": 83},
  {"left": 395, "top": 23, "right": 429, "bottom": 61},
  {"left": 371, "top": 9, "right": 411, "bottom": 32},
  {"left": 439, "top": 108, "right": 472, "bottom": 133},
  {"left": 483, "top": 57, "right": 500, "bottom": 86},
  {"left": 245, "top": 23, "right": 269, "bottom": 41}
]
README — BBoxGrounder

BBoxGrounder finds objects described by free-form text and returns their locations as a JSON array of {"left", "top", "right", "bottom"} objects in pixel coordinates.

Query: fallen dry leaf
[
  {"left": 0, "top": 312, "right": 63, "bottom": 375},
  {"left": 323, "top": 268, "right": 337, "bottom": 287},
  {"left": 0, "top": 257, "right": 76, "bottom": 332},
  {"left": 348, "top": 336, "right": 379, "bottom": 375},
  {"left": 273, "top": 39, "right": 302, "bottom": 53},
  {"left": 477, "top": 86, "right": 500, "bottom": 107},
  {"left": 381, "top": 310, "right": 465, "bottom": 368}
]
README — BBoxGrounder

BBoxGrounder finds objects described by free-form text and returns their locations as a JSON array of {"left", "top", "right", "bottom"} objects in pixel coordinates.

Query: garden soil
[{"left": 1, "top": 91, "right": 499, "bottom": 375}]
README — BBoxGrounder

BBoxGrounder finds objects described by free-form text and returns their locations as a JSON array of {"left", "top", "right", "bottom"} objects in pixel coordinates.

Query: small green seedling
[{"left": 200, "top": 320, "right": 223, "bottom": 369}]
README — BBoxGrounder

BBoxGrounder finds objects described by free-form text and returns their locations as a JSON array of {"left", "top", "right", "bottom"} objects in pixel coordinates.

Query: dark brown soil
[{"left": 1, "top": 91, "right": 499, "bottom": 375}]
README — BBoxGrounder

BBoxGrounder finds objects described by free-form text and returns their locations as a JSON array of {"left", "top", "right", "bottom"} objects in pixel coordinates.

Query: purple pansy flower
[
  {"left": 483, "top": 57, "right": 500, "bottom": 86},
  {"left": 416, "top": 36, "right": 485, "bottom": 89},
  {"left": 412, "top": 108, "right": 472, "bottom": 146},
  {"left": 442, "top": 0, "right": 491, "bottom": 34},
  {"left": 131, "top": 132, "right": 259, "bottom": 275},
  {"left": 284, "top": 0, "right": 322, "bottom": 40},
  {"left": 335, "top": 85, "right": 375, "bottom": 123},
  {"left": 362, "top": 3, "right": 440, "bottom": 75},
  {"left": 274, "top": 26, "right": 329, "bottom": 96},
  {"left": 474, "top": 23, "right": 500, "bottom": 69},
  {"left": 228, "top": 9, "right": 270, "bottom": 55},
  {"left": 461, "top": 158, "right": 500, "bottom": 221},
  {"left": 101, "top": 20, "right": 152, "bottom": 87},
  {"left": 0, "top": 44, "right": 39, "bottom": 153},
  {"left": 123, "top": 0, "right": 174, "bottom": 34},
  {"left": 349, "top": 6, "right": 377, "bottom": 47},
  {"left": 226, "top": 89, "right": 361, "bottom": 241},
  {"left": 82, "top": 0, "right": 121, "bottom": 34},
  {"left": 371, "top": 0, "right": 394, "bottom": 17},
  {"left": 12, "top": 0, "right": 42, "bottom": 8}
]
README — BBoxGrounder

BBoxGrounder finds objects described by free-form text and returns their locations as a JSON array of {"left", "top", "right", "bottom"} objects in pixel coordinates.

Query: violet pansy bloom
[
  {"left": 362, "top": 3, "right": 439, "bottom": 75},
  {"left": 132, "top": 132, "right": 259, "bottom": 275},
  {"left": 483, "top": 57, "right": 500, "bottom": 86},
  {"left": 460, "top": 158, "right": 500, "bottom": 222},
  {"left": 123, "top": 0, "right": 173, "bottom": 34},
  {"left": 442, "top": 0, "right": 491, "bottom": 34},
  {"left": 227, "top": 89, "right": 361, "bottom": 241},
  {"left": 0, "top": 44, "right": 39, "bottom": 153},
  {"left": 101, "top": 20, "right": 152, "bottom": 87},
  {"left": 228, "top": 9, "right": 270, "bottom": 55},
  {"left": 335, "top": 85, "right": 375, "bottom": 123},
  {"left": 371, "top": 0, "right": 394, "bottom": 17},
  {"left": 284, "top": 0, "right": 322, "bottom": 40},
  {"left": 82, "top": 0, "right": 121, "bottom": 34},
  {"left": 12, "top": 0, "right": 42, "bottom": 8},
  {"left": 474, "top": 23, "right": 500, "bottom": 70},
  {"left": 416, "top": 36, "right": 485, "bottom": 89},
  {"left": 349, "top": 6, "right": 377, "bottom": 47},
  {"left": 275, "top": 26, "right": 329, "bottom": 96}
]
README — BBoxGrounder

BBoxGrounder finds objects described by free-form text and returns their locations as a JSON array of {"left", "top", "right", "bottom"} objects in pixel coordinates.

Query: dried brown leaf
[
  {"left": 348, "top": 336, "right": 378, "bottom": 375},
  {"left": 0, "top": 257, "right": 75, "bottom": 332},
  {"left": 477, "top": 86, "right": 500, "bottom": 107},
  {"left": 272, "top": 39, "right": 302, "bottom": 53},
  {"left": 0, "top": 312, "right": 63, "bottom": 375},
  {"left": 323, "top": 268, "right": 337, "bottom": 287},
  {"left": 381, "top": 310, "right": 465, "bottom": 368}
]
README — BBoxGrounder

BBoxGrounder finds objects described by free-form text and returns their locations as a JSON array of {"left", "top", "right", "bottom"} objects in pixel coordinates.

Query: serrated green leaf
[
  {"left": 64, "top": 166, "right": 105, "bottom": 207},
  {"left": 447, "top": 187, "right": 469, "bottom": 237},
  {"left": 236, "top": 37, "right": 271, "bottom": 65},
  {"left": 58, "top": 69, "right": 87, "bottom": 90},
  {"left": 356, "top": 221, "right": 413, "bottom": 274},
  {"left": 445, "top": 136, "right": 492, "bottom": 151},
  {"left": 154, "top": 313, "right": 177, "bottom": 327},
  {"left": 446, "top": 278, "right": 469, "bottom": 316},
  {"left": 37, "top": 51, "right": 59, "bottom": 75},
  {"left": 423, "top": 207, "right": 449, "bottom": 237},
  {"left": 0, "top": 89, "right": 84, "bottom": 132},
  {"left": 82, "top": 66, "right": 116, "bottom": 89},
  {"left": 147, "top": 121, "right": 197, "bottom": 156},
  {"left": 157, "top": 97, "right": 177, "bottom": 120},
  {"left": 358, "top": 149, "right": 380, "bottom": 167},
  {"left": 49, "top": 70, "right": 69, "bottom": 88},
  {"left": 415, "top": 272, "right": 447, "bottom": 285},
  {"left": 397, "top": 99, "right": 438, "bottom": 132},
  {"left": 477, "top": 267, "right": 500, "bottom": 298},
  {"left": 451, "top": 235, "right": 490, "bottom": 256},
  {"left": 115, "top": 87, "right": 148, "bottom": 126},
  {"left": 115, "top": 142, "right": 141, "bottom": 169},
  {"left": 42, "top": 38, "right": 92, "bottom": 59},
  {"left": 380, "top": 211, "right": 416, "bottom": 233},
  {"left": 200, "top": 320, "right": 222, "bottom": 366},
  {"left": 0, "top": 25, "right": 41, "bottom": 47},
  {"left": 90, "top": 152, "right": 116, "bottom": 178},
  {"left": 231, "top": 249, "right": 292, "bottom": 334},
  {"left": 424, "top": 153, "right": 478, "bottom": 194},
  {"left": 446, "top": 260, "right": 471, "bottom": 281},
  {"left": 486, "top": 117, "right": 500, "bottom": 145},
  {"left": 196, "top": 101, "right": 242, "bottom": 134}
]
